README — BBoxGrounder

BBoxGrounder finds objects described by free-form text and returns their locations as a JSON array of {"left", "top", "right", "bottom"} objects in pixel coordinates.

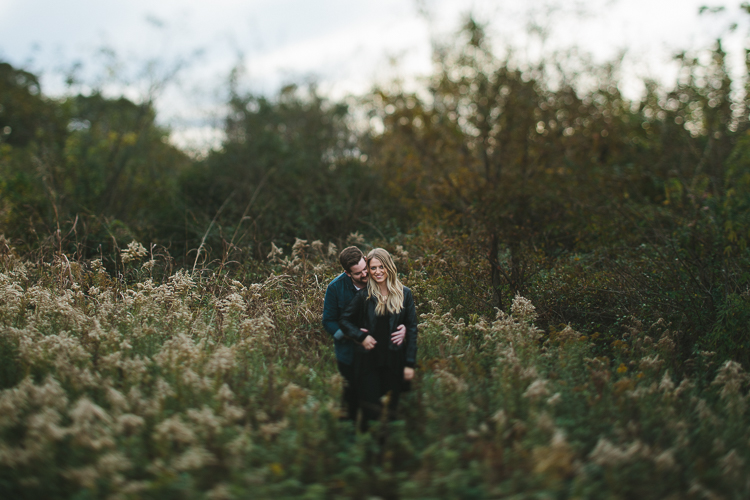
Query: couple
[{"left": 322, "top": 246, "right": 418, "bottom": 429}]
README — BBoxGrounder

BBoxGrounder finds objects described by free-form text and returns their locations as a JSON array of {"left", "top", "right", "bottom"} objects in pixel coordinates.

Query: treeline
[{"left": 2, "top": 19, "right": 750, "bottom": 365}]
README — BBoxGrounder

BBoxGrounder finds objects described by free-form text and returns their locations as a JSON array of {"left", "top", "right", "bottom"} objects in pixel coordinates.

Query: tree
[{"left": 182, "top": 83, "right": 383, "bottom": 261}]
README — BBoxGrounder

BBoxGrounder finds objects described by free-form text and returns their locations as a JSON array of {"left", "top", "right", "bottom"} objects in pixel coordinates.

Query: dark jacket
[
  {"left": 339, "top": 286, "right": 418, "bottom": 368},
  {"left": 322, "top": 272, "right": 361, "bottom": 365}
]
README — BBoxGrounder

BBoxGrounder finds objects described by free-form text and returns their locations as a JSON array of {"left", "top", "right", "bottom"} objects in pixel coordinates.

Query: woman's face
[{"left": 368, "top": 257, "right": 387, "bottom": 285}]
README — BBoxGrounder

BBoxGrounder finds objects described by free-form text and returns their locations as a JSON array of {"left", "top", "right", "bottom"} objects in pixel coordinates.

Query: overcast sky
[{"left": 1, "top": 0, "right": 746, "bottom": 150}]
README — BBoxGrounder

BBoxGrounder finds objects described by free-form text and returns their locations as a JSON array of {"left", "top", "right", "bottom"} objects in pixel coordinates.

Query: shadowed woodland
[{"left": 2, "top": 14, "right": 750, "bottom": 499}]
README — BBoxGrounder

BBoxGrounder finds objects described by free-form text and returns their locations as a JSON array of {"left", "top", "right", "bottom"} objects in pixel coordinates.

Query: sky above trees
[{"left": 0, "top": 0, "right": 746, "bottom": 150}]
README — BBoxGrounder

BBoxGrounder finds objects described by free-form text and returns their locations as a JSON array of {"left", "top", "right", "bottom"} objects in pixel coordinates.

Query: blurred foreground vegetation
[
  {"left": 2, "top": 16, "right": 750, "bottom": 498},
  {"left": 0, "top": 240, "right": 748, "bottom": 498}
]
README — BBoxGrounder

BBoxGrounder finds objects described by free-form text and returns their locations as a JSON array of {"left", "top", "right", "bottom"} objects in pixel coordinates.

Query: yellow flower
[{"left": 270, "top": 462, "right": 284, "bottom": 476}]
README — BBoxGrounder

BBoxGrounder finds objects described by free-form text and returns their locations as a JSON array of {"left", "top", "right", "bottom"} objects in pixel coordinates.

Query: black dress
[
  {"left": 356, "top": 313, "right": 406, "bottom": 426},
  {"left": 339, "top": 287, "right": 418, "bottom": 430}
]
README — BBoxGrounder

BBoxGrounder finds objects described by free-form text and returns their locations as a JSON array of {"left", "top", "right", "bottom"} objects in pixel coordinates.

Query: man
[{"left": 322, "top": 246, "right": 405, "bottom": 422}]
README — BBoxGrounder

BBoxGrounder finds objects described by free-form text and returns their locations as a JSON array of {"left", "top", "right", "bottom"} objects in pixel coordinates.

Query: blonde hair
[{"left": 366, "top": 248, "right": 404, "bottom": 315}]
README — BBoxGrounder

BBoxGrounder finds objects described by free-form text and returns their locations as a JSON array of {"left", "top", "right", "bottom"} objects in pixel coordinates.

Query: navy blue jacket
[
  {"left": 322, "top": 272, "right": 361, "bottom": 365},
  {"left": 339, "top": 287, "right": 418, "bottom": 368}
]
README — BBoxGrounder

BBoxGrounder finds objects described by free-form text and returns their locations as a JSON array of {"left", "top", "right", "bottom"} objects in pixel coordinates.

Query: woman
[{"left": 339, "top": 248, "right": 418, "bottom": 429}]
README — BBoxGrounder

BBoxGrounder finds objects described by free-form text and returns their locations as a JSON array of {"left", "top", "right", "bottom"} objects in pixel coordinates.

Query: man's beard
[{"left": 353, "top": 276, "right": 368, "bottom": 288}]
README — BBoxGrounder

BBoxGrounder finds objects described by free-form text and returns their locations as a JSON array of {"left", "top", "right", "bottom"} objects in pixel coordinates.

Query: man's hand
[
  {"left": 391, "top": 324, "right": 406, "bottom": 345},
  {"left": 404, "top": 367, "right": 415, "bottom": 381},
  {"left": 361, "top": 335, "right": 377, "bottom": 350}
]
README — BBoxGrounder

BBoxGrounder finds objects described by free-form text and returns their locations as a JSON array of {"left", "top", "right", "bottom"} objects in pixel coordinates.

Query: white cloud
[{"left": 1, "top": 0, "right": 746, "bottom": 150}]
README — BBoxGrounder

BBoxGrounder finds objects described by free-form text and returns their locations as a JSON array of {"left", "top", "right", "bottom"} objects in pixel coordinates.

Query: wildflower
[
  {"left": 155, "top": 377, "right": 176, "bottom": 403},
  {"left": 27, "top": 407, "right": 67, "bottom": 441},
  {"left": 659, "top": 370, "right": 675, "bottom": 393},
  {"left": 720, "top": 449, "right": 745, "bottom": 480},
  {"left": 238, "top": 313, "right": 275, "bottom": 344},
  {"left": 228, "top": 279, "right": 246, "bottom": 292},
  {"left": 655, "top": 333, "right": 676, "bottom": 355},
  {"left": 346, "top": 231, "right": 365, "bottom": 245},
  {"left": 64, "top": 466, "right": 98, "bottom": 489},
  {"left": 154, "top": 415, "right": 196, "bottom": 445},
  {"left": 327, "top": 242, "right": 338, "bottom": 257},
  {"left": 491, "top": 409, "right": 507, "bottom": 427},
  {"left": 206, "top": 346, "right": 237, "bottom": 376},
  {"left": 511, "top": 294, "right": 538, "bottom": 323},
  {"left": 712, "top": 360, "right": 748, "bottom": 400},
  {"left": 291, "top": 238, "right": 309, "bottom": 258},
  {"left": 116, "top": 414, "right": 145, "bottom": 435},
  {"left": 523, "top": 379, "right": 550, "bottom": 400},
  {"left": 97, "top": 451, "right": 132, "bottom": 475},
  {"left": 207, "top": 484, "right": 233, "bottom": 500},
  {"left": 695, "top": 399, "right": 720, "bottom": 426},
  {"left": 435, "top": 369, "right": 468, "bottom": 392},
  {"left": 654, "top": 448, "right": 676, "bottom": 470},
  {"left": 186, "top": 406, "right": 223, "bottom": 437},
  {"left": 589, "top": 438, "right": 647, "bottom": 467},
  {"left": 181, "top": 368, "right": 211, "bottom": 392},
  {"left": 168, "top": 269, "right": 196, "bottom": 294},
  {"left": 121, "top": 481, "right": 149, "bottom": 495},
  {"left": 172, "top": 446, "right": 217, "bottom": 471},
  {"left": 311, "top": 240, "right": 324, "bottom": 253},
  {"left": 266, "top": 242, "right": 283, "bottom": 260},
  {"left": 121, "top": 241, "right": 148, "bottom": 264},
  {"left": 281, "top": 383, "right": 310, "bottom": 410},
  {"left": 270, "top": 462, "right": 284, "bottom": 476},
  {"left": 312, "top": 263, "right": 326, "bottom": 274},
  {"left": 225, "top": 428, "right": 253, "bottom": 459},
  {"left": 259, "top": 418, "right": 288, "bottom": 439},
  {"left": 688, "top": 481, "right": 718, "bottom": 499},
  {"left": 90, "top": 259, "right": 106, "bottom": 274},
  {"left": 674, "top": 377, "right": 694, "bottom": 397},
  {"left": 638, "top": 355, "right": 664, "bottom": 372},
  {"left": 31, "top": 376, "right": 68, "bottom": 411},
  {"left": 217, "top": 292, "right": 246, "bottom": 318},
  {"left": 217, "top": 383, "right": 235, "bottom": 403},
  {"left": 394, "top": 245, "right": 409, "bottom": 263},
  {"left": 533, "top": 429, "right": 575, "bottom": 478},
  {"left": 69, "top": 397, "right": 115, "bottom": 450},
  {"left": 547, "top": 392, "right": 562, "bottom": 406},
  {"left": 535, "top": 412, "right": 556, "bottom": 433}
]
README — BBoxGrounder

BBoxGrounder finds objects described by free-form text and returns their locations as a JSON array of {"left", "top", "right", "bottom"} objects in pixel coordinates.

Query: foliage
[
  {"left": 0, "top": 63, "right": 190, "bottom": 258},
  {"left": 180, "top": 84, "right": 388, "bottom": 263},
  {"left": 3, "top": 10, "right": 750, "bottom": 496},
  {"left": 0, "top": 239, "right": 748, "bottom": 498}
]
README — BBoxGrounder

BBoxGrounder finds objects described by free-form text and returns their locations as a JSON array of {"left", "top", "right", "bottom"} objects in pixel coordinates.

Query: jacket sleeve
[
  {"left": 403, "top": 287, "right": 418, "bottom": 368},
  {"left": 322, "top": 282, "right": 342, "bottom": 339},
  {"left": 339, "top": 290, "right": 368, "bottom": 342}
]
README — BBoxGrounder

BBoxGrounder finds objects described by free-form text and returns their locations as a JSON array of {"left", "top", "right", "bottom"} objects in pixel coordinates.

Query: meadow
[
  {"left": 4, "top": 13, "right": 750, "bottom": 498},
  {"left": 1, "top": 235, "right": 748, "bottom": 499}
]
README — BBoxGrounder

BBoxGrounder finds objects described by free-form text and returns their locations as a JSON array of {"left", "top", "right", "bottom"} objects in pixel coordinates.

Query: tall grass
[{"left": 0, "top": 235, "right": 748, "bottom": 499}]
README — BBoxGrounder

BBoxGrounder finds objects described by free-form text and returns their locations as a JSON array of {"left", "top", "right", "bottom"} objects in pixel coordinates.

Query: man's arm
[
  {"left": 322, "top": 283, "right": 345, "bottom": 340},
  {"left": 403, "top": 289, "right": 418, "bottom": 367}
]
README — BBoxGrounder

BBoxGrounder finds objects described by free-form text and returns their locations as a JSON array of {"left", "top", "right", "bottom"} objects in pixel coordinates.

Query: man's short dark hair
[{"left": 339, "top": 246, "right": 364, "bottom": 273}]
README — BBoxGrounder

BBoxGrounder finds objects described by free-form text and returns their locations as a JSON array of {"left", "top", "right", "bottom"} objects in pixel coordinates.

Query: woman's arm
[{"left": 339, "top": 290, "right": 368, "bottom": 343}]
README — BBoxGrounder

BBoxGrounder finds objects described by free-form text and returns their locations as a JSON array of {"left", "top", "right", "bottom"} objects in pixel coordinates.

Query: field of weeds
[{"left": 0, "top": 236, "right": 749, "bottom": 499}]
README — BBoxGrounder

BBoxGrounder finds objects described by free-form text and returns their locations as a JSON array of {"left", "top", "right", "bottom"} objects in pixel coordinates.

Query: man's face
[{"left": 346, "top": 257, "right": 368, "bottom": 288}]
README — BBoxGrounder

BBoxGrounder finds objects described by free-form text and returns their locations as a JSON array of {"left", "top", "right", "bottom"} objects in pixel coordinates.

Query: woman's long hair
[{"left": 366, "top": 248, "right": 404, "bottom": 315}]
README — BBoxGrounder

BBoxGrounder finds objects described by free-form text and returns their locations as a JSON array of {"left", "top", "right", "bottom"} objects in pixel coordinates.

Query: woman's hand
[
  {"left": 361, "top": 335, "right": 377, "bottom": 350},
  {"left": 404, "top": 367, "right": 415, "bottom": 381}
]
